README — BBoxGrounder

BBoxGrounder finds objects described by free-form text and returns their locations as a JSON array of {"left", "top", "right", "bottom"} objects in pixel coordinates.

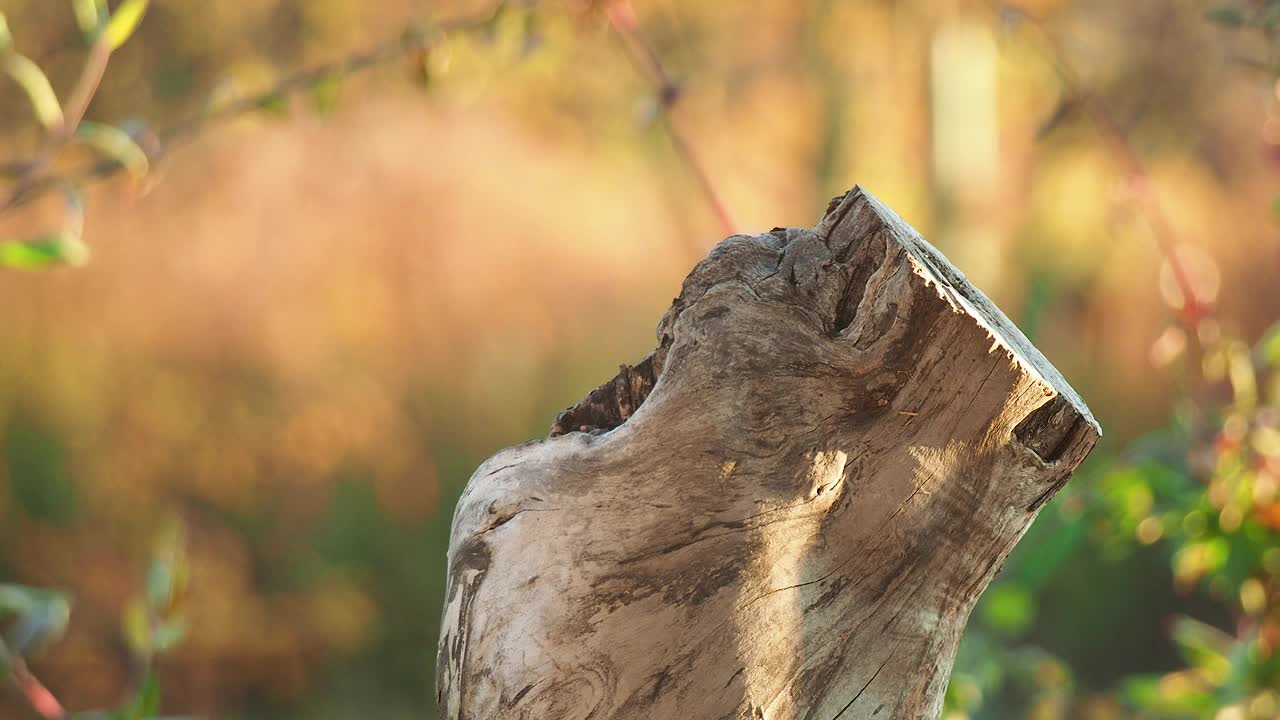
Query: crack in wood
[
  {"left": 832, "top": 654, "right": 893, "bottom": 720},
  {"left": 437, "top": 185, "right": 1099, "bottom": 719}
]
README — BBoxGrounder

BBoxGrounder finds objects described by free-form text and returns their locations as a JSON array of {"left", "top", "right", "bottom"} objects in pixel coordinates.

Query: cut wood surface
[{"left": 436, "top": 186, "right": 1100, "bottom": 719}]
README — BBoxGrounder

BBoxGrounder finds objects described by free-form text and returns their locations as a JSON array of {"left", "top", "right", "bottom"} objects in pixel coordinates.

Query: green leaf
[
  {"left": 74, "top": 122, "right": 149, "bottom": 179},
  {"left": 256, "top": 92, "right": 289, "bottom": 117},
  {"left": 102, "top": 0, "right": 149, "bottom": 50},
  {"left": 1119, "top": 674, "right": 1216, "bottom": 715},
  {"left": 309, "top": 72, "right": 344, "bottom": 116},
  {"left": 151, "top": 618, "right": 186, "bottom": 653},
  {"left": 0, "top": 584, "right": 41, "bottom": 616},
  {"left": 145, "top": 559, "right": 172, "bottom": 610},
  {"left": 145, "top": 516, "right": 187, "bottom": 614},
  {"left": 1171, "top": 616, "right": 1234, "bottom": 681},
  {"left": 8, "top": 591, "right": 72, "bottom": 653},
  {"left": 6, "top": 419, "right": 81, "bottom": 520},
  {"left": 0, "top": 233, "right": 89, "bottom": 269},
  {"left": 1258, "top": 322, "right": 1280, "bottom": 367},
  {"left": 944, "top": 672, "right": 983, "bottom": 711},
  {"left": 2, "top": 53, "right": 63, "bottom": 129},
  {"left": 0, "top": 585, "right": 73, "bottom": 653},
  {"left": 1206, "top": 7, "right": 1246, "bottom": 26},
  {"left": 979, "top": 583, "right": 1035, "bottom": 636},
  {"left": 125, "top": 674, "right": 160, "bottom": 720},
  {"left": 1174, "top": 537, "right": 1229, "bottom": 585}
]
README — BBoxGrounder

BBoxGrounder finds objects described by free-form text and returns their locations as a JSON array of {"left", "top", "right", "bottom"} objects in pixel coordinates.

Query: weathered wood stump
[{"left": 436, "top": 186, "right": 1099, "bottom": 719}]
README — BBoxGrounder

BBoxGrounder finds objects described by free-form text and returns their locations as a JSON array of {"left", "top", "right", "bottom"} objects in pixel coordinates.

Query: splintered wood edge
[
  {"left": 442, "top": 184, "right": 1103, "bottom": 719},
  {"left": 550, "top": 184, "right": 1100, "bottom": 445},
  {"left": 821, "top": 186, "right": 1101, "bottom": 438}
]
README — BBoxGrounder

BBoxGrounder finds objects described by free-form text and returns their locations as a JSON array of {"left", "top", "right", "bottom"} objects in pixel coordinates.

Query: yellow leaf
[
  {"left": 102, "top": 0, "right": 149, "bottom": 50},
  {"left": 71, "top": 0, "right": 103, "bottom": 35},
  {"left": 2, "top": 53, "right": 63, "bottom": 129},
  {"left": 122, "top": 597, "right": 152, "bottom": 656}
]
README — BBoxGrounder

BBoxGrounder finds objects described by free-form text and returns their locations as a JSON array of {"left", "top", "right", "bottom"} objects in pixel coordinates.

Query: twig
[
  {"left": 0, "top": 6, "right": 506, "bottom": 214},
  {"left": 1004, "top": 3, "right": 1222, "bottom": 442},
  {"left": 2, "top": 40, "right": 112, "bottom": 211},
  {"left": 1007, "top": 5, "right": 1208, "bottom": 331},
  {"left": 604, "top": 1, "right": 739, "bottom": 236},
  {"left": 8, "top": 1, "right": 740, "bottom": 241},
  {"left": 163, "top": 10, "right": 499, "bottom": 147}
]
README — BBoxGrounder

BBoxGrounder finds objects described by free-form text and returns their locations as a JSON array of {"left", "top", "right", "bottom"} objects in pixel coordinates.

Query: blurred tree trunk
[{"left": 436, "top": 187, "right": 1099, "bottom": 719}]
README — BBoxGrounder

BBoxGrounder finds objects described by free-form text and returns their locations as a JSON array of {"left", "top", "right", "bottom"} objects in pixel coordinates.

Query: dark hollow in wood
[
  {"left": 437, "top": 186, "right": 1100, "bottom": 719},
  {"left": 550, "top": 350, "right": 665, "bottom": 437}
]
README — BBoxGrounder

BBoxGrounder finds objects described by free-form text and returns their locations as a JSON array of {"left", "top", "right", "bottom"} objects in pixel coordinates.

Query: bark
[{"left": 436, "top": 186, "right": 1100, "bottom": 719}]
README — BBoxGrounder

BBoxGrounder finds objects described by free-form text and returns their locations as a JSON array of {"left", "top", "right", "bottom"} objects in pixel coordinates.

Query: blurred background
[{"left": 0, "top": 0, "right": 1278, "bottom": 717}]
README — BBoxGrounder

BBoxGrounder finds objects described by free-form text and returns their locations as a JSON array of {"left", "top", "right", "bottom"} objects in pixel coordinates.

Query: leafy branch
[
  {"left": 1, "top": 0, "right": 746, "bottom": 269},
  {"left": 0, "top": 1, "right": 509, "bottom": 269},
  {"left": 2, "top": 0, "right": 152, "bottom": 209},
  {"left": 1, "top": 520, "right": 190, "bottom": 720},
  {"left": 0, "top": 588, "right": 70, "bottom": 720}
]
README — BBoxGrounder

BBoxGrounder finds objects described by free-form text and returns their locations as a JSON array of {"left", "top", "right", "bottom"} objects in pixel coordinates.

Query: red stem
[
  {"left": 605, "top": 1, "right": 739, "bottom": 237},
  {"left": 1014, "top": 6, "right": 1206, "bottom": 330},
  {"left": 10, "top": 660, "right": 67, "bottom": 720}
]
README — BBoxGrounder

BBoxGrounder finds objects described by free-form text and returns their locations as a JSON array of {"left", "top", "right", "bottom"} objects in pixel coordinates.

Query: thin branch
[
  {"left": 0, "top": 6, "right": 506, "bottom": 215},
  {"left": 604, "top": 1, "right": 739, "bottom": 236},
  {"left": 2, "top": 40, "right": 112, "bottom": 211},
  {"left": 5, "top": 0, "right": 739, "bottom": 243},
  {"left": 1007, "top": 5, "right": 1208, "bottom": 331},
  {"left": 58, "top": 42, "right": 112, "bottom": 145},
  {"left": 163, "top": 11, "right": 498, "bottom": 147}
]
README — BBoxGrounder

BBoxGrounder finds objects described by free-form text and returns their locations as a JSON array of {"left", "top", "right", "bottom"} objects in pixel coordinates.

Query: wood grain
[{"left": 437, "top": 186, "right": 1100, "bottom": 719}]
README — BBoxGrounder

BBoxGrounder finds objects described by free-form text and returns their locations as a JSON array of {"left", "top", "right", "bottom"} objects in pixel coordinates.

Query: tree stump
[{"left": 436, "top": 186, "right": 1100, "bottom": 719}]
